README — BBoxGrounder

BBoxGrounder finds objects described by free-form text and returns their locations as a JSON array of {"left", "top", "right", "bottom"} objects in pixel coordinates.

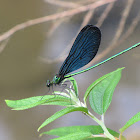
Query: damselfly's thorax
[{"left": 46, "top": 74, "right": 64, "bottom": 87}]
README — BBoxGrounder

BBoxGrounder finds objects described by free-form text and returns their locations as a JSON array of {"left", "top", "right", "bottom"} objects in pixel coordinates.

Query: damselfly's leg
[{"left": 38, "top": 86, "right": 50, "bottom": 102}]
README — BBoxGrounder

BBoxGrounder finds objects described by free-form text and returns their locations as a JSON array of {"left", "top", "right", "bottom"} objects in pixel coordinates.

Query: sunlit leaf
[
  {"left": 51, "top": 132, "right": 92, "bottom": 140},
  {"left": 5, "top": 94, "right": 73, "bottom": 110},
  {"left": 87, "top": 68, "right": 124, "bottom": 115},
  {"left": 68, "top": 77, "right": 78, "bottom": 97},
  {"left": 40, "top": 125, "right": 125, "bottom": 140},
  {"left": 38, "top": 107, "right": 88, "bottom": 131},
  {"left": 119, "top": 112, "right": 140, "bottom": 133}
]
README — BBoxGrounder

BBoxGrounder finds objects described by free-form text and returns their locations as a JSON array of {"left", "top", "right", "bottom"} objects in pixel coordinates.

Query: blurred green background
[{"left": 0, "top": 0, "right": 140, "bottom": 140}]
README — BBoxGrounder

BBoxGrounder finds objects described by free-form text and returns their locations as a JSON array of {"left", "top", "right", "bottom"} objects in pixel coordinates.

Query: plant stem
[
  {"left": 119, "top": 132, "right": 122, "bottom": 140},
  {"left": 87, "top": 111, "right": 116, "bottom": 140}
]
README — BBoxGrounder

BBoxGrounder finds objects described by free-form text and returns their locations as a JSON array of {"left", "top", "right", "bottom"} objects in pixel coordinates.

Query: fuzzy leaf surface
[
  {"left": 120, "top": 112, "right": 140, "bottom": 133},
  {"left": 38, "top": 107, "right": 88, "bottom": 131},
  {"left": 87, "top": 68, "right": 124, "bottom": 115},
  {"left": 52, "top": 132, "right": 92, "bottom": 140},
  {"left": 5, "top": 94, "right": 72, "bottom": 110},
  {"left": 41, "top": 125, "right": 125, "bottom": 140}
]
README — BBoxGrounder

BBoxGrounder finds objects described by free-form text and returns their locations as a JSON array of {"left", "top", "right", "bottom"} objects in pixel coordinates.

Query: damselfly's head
[
  {"left": 46, "top": 74, "right": 63, "bottom": 87},
  {"left": 46, "top": 80, "right": 52, "bottom": 87}
]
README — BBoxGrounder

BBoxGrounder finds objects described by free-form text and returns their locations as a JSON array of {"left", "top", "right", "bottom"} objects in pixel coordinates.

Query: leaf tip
[
  {"left": 37, "top": 127, "right": 41, "bottom": 132},
  {"left": 39, "top": 133, "right": 43, "bottom": 137},
  {"left": 5, "top": 99, "right": 9, "bottom": 104}
]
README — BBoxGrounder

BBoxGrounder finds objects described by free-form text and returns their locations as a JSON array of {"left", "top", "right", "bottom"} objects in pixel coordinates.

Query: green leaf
[
  {"left": 87, "top": 68, "right": 124, "bottom": 115},
  {"left": 5, "top": 94, "right": 73, "bottom": 110},
  {"left": 43, "top": 101, "right": 72, "bottom": 106},
  {"left": 52, "top": 132, "right": 92, "bottom": 140},
  {"left": 38, "top": 107, "right": 88, "bottom": 131},
  {"left": 62, "top": 77, "right": 78, "bottom": 97},
  {"left": 68, "top": 77, "right": 78, "bottom": 97},
  {"left": 119, "top": 112, "right": 140, "bottom": 133},
  {"left": 40, "top": 125, "right": 125, "bottom": 140}
]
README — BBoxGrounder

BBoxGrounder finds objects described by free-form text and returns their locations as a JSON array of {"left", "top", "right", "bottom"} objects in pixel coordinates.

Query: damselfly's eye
[
  {"left": 55, "top": 76, "right": 58, "bottom": 80},
  {"left": 46, "top": 80, "right": 50, "bottom": 87}
]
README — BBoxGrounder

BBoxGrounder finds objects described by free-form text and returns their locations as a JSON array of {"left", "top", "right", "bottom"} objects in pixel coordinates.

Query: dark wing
[{"left": 59, "top": 25, "right": 101, "bottom": 76}]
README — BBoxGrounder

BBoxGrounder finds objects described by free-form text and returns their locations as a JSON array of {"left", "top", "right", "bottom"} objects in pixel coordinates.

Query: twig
[
  {"left": 89, "top": 0, "right": 134, "bottom": 65},
  {"left": 109, "top": 0, "right": 134, "bottom": 46},
  {"left": 45, "top": 0, "right": 99, "bottom": 9},
  {"left": 59, "top": 10, "right": 95, "bottom": 59},
  {"left": 45, "top": 2, "right": 114, "bottom": 63},
  {"left": 119, "top": 11, "right": 140, "bottom": 45},
  {"left": 40, "top": 9, "right": 95, "bottom": 63},
  {"left": 45, "top": 0, "right": 95, "bottom": 36},
  {"left": 48, "top": 18, "right": 68, "bottom": 36},
  {"left": 81, "top": 10, "right": 95, "bottom": 27},
  {"left": 0, "top": 38, "right": 10, "bottom": 53},
  {"left": 79, "top": 0, "right": 98, "bottom": 5},
  {"left": 46, "top": 0, "right": 81, "bottom": 35},
  {"left": 0, "top": 0, "right": 115, "bottom": 43},
  {"left": 40, "top": 0, "right": 138, "bottom": 67},
  {"left": 44, "top": 0, "right": 80, "bottom": 8},
  {"left": 96, "top": 2, "right": 114, "bottom": 27}
]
